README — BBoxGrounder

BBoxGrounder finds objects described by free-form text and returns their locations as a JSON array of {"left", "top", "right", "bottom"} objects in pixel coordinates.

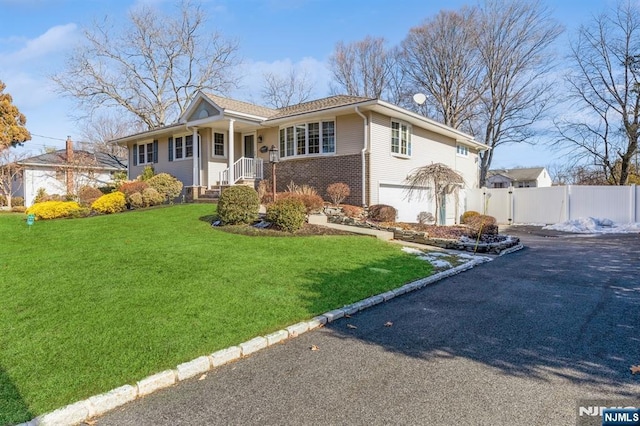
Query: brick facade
[{"left": 263, "top": 154, "right": 364, "bottom": 206}]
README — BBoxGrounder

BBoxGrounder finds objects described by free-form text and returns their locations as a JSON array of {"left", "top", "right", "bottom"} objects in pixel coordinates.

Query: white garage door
[{"left": 378, "top": 183, "right": 433, "bottom": 223}]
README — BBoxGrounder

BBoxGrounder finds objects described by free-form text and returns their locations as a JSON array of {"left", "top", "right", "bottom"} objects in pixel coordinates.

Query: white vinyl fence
[{"left": 466, "top": 185, "right": 639, "bottom": 225}]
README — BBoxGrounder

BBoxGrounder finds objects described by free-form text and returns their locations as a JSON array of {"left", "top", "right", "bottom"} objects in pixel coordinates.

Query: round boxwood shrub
[
  {"left": 367, "top": 204, "right": 397, "bottom": 222},
  {"left": 147, "top": 173, "right": 183, "bottom": 202},
  {"left": 91, "top": 191, "right": 126, "bottom": 214},
  {"left": 217, "top": 185, "right": 260, "bottom": 225},
  {"left": 266, "top": 197, "right": 306, "bottom": 232}
]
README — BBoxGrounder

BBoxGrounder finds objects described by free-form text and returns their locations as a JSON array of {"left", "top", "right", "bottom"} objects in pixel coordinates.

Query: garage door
[{"left": 378, "top": 183, "right": 433, "bottom": 223}]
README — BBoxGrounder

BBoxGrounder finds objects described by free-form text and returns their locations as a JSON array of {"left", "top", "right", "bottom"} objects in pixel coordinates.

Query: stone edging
[{"left": 17, "top": 250, "right": 521, "bottom": 426}]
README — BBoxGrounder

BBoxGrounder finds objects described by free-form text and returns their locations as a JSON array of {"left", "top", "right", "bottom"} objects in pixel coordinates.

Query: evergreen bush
[
  {"left": 217, "top": 185, "right": 260, "bottom": 224},
  {"left": 147, "top": 173, "right": 183, "bottom": 202},
  {"left": 266, "top": 197, "right": 306, "bottom": 232}
]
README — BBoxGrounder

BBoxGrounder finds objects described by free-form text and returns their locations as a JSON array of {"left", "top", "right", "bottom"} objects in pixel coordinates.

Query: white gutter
[{"left": 355, "top": 106, "right": 368, "bottom": 207}]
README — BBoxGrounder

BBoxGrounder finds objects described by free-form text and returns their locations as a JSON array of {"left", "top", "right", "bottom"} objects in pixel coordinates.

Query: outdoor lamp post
[{"left": 269, "top": 144, "right": 279, "bottom": 201}]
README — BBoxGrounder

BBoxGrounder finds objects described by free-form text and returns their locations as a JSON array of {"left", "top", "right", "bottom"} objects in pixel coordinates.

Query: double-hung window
[
  {"left": 279, "top": 120, "right": 335, "bottom": 159},
  {"left": 138, "top": 142, "right": 155, "bottom": 164},
  {"left": 213, "top": 132, "right": 225, "bottom": 157},
  {"left": 172, "top": 135, "right": 195, "bottom": 160},
  {"left": 391, "top": 120, "right": 411, "bottom": 157}
]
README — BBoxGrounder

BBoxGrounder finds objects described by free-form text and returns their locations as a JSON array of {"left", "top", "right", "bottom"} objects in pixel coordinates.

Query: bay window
[{"left": 279, "top": 120, "right": 335, "bottom": 159}]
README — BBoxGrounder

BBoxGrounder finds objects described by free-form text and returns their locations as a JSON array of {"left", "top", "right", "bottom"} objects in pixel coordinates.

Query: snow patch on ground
[
  {"left": 401, "top": 246, "right": 492, "bottom": 268},
  {"left": 542, "top": 217, "right": 640, "bottom": 234}
]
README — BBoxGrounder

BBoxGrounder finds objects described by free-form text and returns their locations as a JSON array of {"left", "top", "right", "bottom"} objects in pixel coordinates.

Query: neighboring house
[
  {"left": 487, "top": 167, "right": 551, "bottom": 189},
  {"left": 15, "top": 138, "right": 127, "bottom": 207},
  {"left": 113, "top": 93, "right": 487, "bottom": 224}
]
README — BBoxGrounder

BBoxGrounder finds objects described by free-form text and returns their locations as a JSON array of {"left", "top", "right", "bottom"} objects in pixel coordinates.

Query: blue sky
[{"left": 0, "top": 0, "right": 614, "bottom": 168}]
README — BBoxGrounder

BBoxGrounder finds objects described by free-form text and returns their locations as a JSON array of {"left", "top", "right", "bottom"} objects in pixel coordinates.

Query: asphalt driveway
[{"left": 96, "top": 227, "right": 640, "bottom": 425}]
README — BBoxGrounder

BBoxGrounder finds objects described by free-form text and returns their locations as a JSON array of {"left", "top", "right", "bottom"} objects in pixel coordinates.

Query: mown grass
[{"left": 0, "top": 204, "right": 432, "bottom": 424}]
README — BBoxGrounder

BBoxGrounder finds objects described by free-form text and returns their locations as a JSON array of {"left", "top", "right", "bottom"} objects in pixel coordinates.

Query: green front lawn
[{"left": 0, "top": 204, "right": 432, "bottom": 424}]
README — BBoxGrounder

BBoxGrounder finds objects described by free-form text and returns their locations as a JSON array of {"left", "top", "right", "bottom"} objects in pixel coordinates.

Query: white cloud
[{"left": 7, "top": 23, "right": 78, "bottom": 64}]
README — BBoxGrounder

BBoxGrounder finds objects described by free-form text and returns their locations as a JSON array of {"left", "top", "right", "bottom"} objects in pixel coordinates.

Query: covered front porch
[{"left": 180, "top": 92, "right": 276, "bottom": 196}]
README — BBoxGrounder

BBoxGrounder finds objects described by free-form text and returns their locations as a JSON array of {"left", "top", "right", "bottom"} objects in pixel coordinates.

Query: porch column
[
  {"left": 228, "top": 119, "right": 235, "bottom": 183},
  {"left": 192, "top": 126, "right": 199, "bottom": 187}
]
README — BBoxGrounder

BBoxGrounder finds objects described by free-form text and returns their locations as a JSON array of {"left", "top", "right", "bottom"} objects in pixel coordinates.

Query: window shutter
[
  {"left": 153, "top": 140, "right": 158, "bottom": 163},
  {"left": 168, "top": 137, "right": 174, "bottom": 162},
  {"left": 133, "top": 144, "right": 138, "bottom": 166},
  {"left": 197, "top": 135, "right": 200, "bottom": 157}
]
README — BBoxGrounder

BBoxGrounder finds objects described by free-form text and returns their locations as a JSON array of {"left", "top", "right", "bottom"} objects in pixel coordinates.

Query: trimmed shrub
[
  {"left": 78, "top": 186, "right": 103, "bottom": 207},
  {"left": 128, "top": 192, "right": 144, "bottom": 209},
  {"left": 91, "top": 191, "right": 126, "bottom": 214},
  {"left": 26, "top": 201, "right": 82, "bottom": 220},
  {"left": 367, "top": 204, "right": 397, "bottom": 222},
  {"left": 118, "top": 181, "right": 148, "bottom": 198},
  {"left": 147, "top": 173, "right": 183, "bottom": 202},
  {"left": 142, "top": 187, "right": 165, "bottom": 206},
  {"left": 266, "top": 197, "right": 306, "bottom": 232},
  {"left": 341, "top": 204, "right": 364, "bottom": 218},
  {"left": 461, "top": 210, "right": 480, "bottom": 224},
  {"left": 326, "top": 182, "right": 350, "bottom": 205},
  {"left": 11, "top": 206, "right": 26, "bottom": 213},
  {"left": 279, "top": 192, "right": 324, "bottom": 214},
  {"left": 12, "top": 196, "right": 24, "bottom": 207},
  {"left": 217, "top": 185, "right": 260, "bottom": 225},
  {"left": 33, "top": 188, "right": 47, "bottom": 204},
  {"left": 0, "top": 195, "right": 5, "bottom": 206},
  {"left": 465, "top": 214, "right": 498, "bottom": 236}
]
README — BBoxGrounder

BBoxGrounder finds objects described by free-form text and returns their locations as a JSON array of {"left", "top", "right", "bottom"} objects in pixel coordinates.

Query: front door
[{"left": 243, "top": 135, "right": 255, "bottom": 158}]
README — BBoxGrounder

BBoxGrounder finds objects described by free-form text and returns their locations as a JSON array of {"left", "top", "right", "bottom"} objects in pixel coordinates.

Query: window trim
[
  {"left": 212, "top": 132, "right": 226, "bottom": 158},
  {"left": 391, "top": 119, "right": 412, "bottom": 158},
  {"left": 171, "top": 133, "right": 196, "bottom": 161},
  {"left": 137, "top": 141, "right": 156, "bottom": 165},
  {"left": 278, "top": 118, "right": 336, "bottom": 159}
]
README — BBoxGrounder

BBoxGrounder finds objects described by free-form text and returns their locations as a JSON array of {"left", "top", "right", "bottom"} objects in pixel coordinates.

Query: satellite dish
[{"left": 413, "top": 93, "right": 427, "bottom": 105}]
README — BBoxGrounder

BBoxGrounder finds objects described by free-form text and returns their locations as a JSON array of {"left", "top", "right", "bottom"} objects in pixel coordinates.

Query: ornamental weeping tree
[{"left": 404, "top": 163, "right": 464, "bottom": 225}]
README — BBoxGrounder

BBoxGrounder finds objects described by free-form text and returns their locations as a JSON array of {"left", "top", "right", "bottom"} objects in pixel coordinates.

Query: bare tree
[
  {"left": 329, "top": 36, "right": 394, "bottom": 98},
  {"left": 261, "top": 67, "right": 314, "bottom": 108},
  {"left": 555, "top": 1, "right": 640, "bottom": 185},
  {"left": 51, "top": 0, "right": 241, "bottom": 129},
  {"left": 0, "top": 149, "right": 27, "bottom": 209},
  {"left": 404, "top": 163, "right": 464, "bottom": 225},
  {"left": 77, "top": 112, "right": 141, "bottom": 159},
  {"left": 401, "top": 8, "right": 483, "bottom": 130},
  {"left": 475, "top": 0, "right": 563, "bottom": 187}
]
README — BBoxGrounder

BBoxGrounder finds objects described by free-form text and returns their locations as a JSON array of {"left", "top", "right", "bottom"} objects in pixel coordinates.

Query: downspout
[{"left": 355, "top": 106, "right": 368, "bottom": 207}]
